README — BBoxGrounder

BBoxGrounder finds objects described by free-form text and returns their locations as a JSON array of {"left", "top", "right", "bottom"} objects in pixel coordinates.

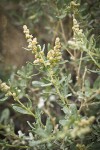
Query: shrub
[{"left": 0, "top": 1, "right": 100, "bottom": 150}]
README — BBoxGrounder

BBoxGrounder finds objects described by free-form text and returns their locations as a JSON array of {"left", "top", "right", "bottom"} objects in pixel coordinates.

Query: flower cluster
[
  {"left": 23, "top": 25, "right": 45, "bottom": 65},
  {"left": 47, "top": 37, "right": 62, "bottom": 66},
  {"left": 72, "top": 18, "right": 83, "bottom": 38},
  {"left": 34, "top": 50, "right": 45, "bottom": 64},
  {"left": 71, "top": 116, "right": 95, "bottom": 138},
  {"left": 23, "top": 25, "right": 34, "bottom": 50},
  {"left": 0, "top": 80, "right": 16, "bottom": 98},
  {"left": 0, "top": 80, "right": 10, "bottom": 92},
  {"left": 23, "top": 25, "right": 62, "bottom": 67},
  {"left": 68, "top": 17, "right": 85, "bottom": 51}
]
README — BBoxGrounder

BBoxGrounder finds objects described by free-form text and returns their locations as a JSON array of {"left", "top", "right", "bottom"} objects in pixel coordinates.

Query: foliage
[{"left": 0, "top": 0, "right": 100, "bottom": 150}]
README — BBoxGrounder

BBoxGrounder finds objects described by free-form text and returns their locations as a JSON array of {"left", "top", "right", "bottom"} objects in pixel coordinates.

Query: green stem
[
  {"left": 48, "top": 68, "right": 68, "bottom": 105},
  {"left": 88, "top": 51, "right": 100, "bottom": 68},
  {"left": 15, "top": 97, "right": 35, "bottom": 118},
  {"left": 29, "top": 127, "right": 68, "bottom": 147},
  {"left": 0, "top": 142, "right": 29, "bottom": 149}
]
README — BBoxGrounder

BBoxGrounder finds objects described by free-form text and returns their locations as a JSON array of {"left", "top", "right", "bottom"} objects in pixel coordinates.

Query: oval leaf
[
  {"left": 0, "top": 97, "right": 8, "bottom": 102},
  {"left": 12, "top": 105, "right": 29, "bottom": 114}
]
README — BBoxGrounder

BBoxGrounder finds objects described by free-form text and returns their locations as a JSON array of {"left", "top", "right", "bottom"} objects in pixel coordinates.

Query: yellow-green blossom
[
  {"left": 0, "top": 80, "right": 16, "bottom": 98},
  {"left": 23, "top": 25, "right": 62, "bottom": 67},
  {"left": 47, "top": 37, "right": 62, "bottom": 66},
  {"left": 68, "top": 16, "right": 85, "bottom": 50},
  {"left": 23, "top": 25, "right": 45, "bottom": 64},
  {"left": 71, "top": 116, "right": 95, "bottom": 138}
]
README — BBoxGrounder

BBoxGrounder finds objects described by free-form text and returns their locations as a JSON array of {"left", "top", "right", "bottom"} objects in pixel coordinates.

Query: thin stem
[
  {"left": 78, "top": 89, "right": 100, "bottom": 113},
  {"left": 82, "top": 67, "right": 87, "bottom": 90},
  {"left": 15, "top": 97, "right": 35, "bottom": 118},
  {"left": 43, "top": 108, "right": 56, "bottom": 127},
  {"left": 63, "top": 45, "right": 75, "bottom": 58},
  {"left": 60, "top": 20, "right": 74, "bottom": 58},
  {"left": 60, "top": 20, "right": 67, "bottom": 43},
  {"left": 48, "top": 68, "right": 68, "bottom": 105},
  {"left": 77, "top": 52, "right": 83, "bottom": 81},
  {"left": 52, "top": 21, "right": 60, "bottom": 43},
  {"left": 0, "top": 142, "right": 29, "bottom": 149},
  {"left": 68, "top": 84, "right": 77, "bottom": 96},
  {"left": 28, "top": 127, "right": 68, "bottom": 147},
  {"left": 87, "top": 89, "right": 100, "bottom": 102},
  {"left": 88, "top": 51, "right": 100, "bottom": 68}
]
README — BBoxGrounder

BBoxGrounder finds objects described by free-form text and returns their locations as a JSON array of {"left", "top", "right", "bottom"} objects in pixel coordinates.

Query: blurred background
[{"left": 0, "top": 0, "right": 100, "bottom": 71}]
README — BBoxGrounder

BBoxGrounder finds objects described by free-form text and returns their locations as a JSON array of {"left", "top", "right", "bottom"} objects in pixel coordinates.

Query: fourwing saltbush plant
[
  {"left": 0, "top": 15, "right": 100, "bottom": 149},
  {"left": 0, "top": 1, "right": 100, "bottom": 150}
]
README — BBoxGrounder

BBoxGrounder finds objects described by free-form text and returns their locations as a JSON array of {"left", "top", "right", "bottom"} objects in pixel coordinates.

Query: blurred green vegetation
[{"left": 0, "top": 0, "right": 100, "bottom": 150}]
